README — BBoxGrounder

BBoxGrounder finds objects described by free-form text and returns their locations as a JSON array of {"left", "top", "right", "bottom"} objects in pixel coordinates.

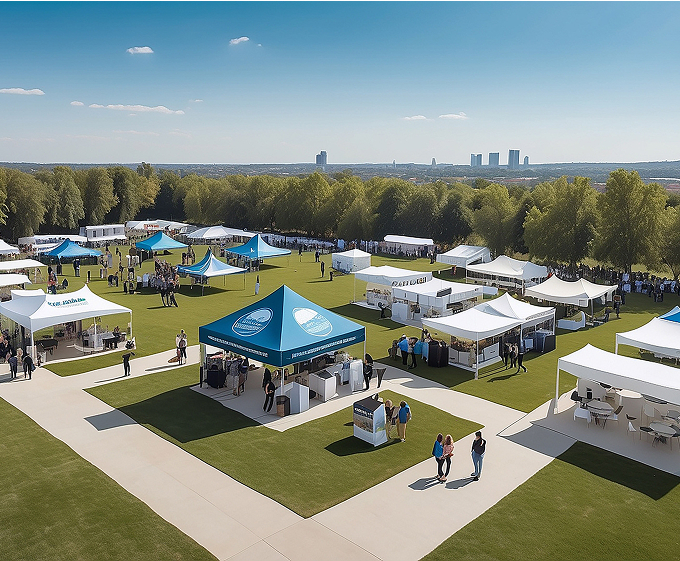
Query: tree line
[{"left": 0, "top": 164, "right": 679, "bottom": 278}]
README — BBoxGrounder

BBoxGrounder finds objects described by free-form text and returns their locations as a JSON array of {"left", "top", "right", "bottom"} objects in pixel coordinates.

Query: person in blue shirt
[
  {"left": 397, "top": 401, "right": 411, "bottom": 441},
  {"left": 432, "top": 433, "right": 445, "bottom": 480},
  {"left": 471, "top": 431, "right": 486, "bottom": 481}
]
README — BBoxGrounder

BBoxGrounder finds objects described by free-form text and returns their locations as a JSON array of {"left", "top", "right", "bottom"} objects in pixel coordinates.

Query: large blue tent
[
  {"left": 199, "top": 285, "right": 365, "bottom": 366},
  {"left": 135, "top": 231, "right": 188, "bottom": 252},
  {"left": 225, "top": 234, "right": 290, "bottom": 260},
  {"left": 45, "top": 239, "right": 102, "bottom": 259}
]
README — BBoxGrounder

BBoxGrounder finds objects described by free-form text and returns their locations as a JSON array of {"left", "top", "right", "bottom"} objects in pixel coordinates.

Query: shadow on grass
[
  {"left": 325, "top": 436, "right": 400, "bottom": 456},
  {"left": 558, "top": 441, "right": 679, "bottom": 500},
  {"left": 329, "top": 304, "right": 401, "bottom": 329},
  {"left": 118, "top": 386, "right": 259, "bottom": 443}
]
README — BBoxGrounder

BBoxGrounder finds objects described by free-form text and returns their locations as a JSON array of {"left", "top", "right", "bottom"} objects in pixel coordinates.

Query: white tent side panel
[
  {"left": 332, "top": 250, "right": 371, "bottom": 273},
  {"left": 615, "top": 317, "right": 680, "bottom": 359}
]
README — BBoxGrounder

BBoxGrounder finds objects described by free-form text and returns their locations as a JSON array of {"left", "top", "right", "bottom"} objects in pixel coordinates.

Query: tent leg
[
  {"left": 475, "top": 338, "right": 479, "bottom": 380},
  {"left": 615, "top": 341, "right": 619, "bottom": 354},
  {"left": 30, "top": 331, "right": 35, "bottom": 361},
  {"left": 353, "top": 276, "right": 356, "bottom": 303},
  {"left": 129, "top": 311, "right": 133, "bottom": 344},
  {"left": 363, "top": 340, "right": 366, "bottom": 361},
  {"left": 554, "top": 365, "right": 560, "bottom": 414}
]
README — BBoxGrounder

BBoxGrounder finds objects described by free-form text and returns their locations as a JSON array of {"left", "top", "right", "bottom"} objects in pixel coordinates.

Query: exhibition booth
[
  {"left": 466, "top": 255, "right": 548, "bottom": 293},
  {"left": 44, "top": 239, "right": 103, "bottom": 260},
  {"left": 226, "top": 234, "right": 291, "bottom": 263},
  {"left": 615, "top": 311, "right": 680, "bottom": 361},
  {"left": 177, "top": 248, "right": 246, "bottom": 293},
  {"left": 79, "top": 224, "right": 127, "bottom": 244},
  {"left": 382, "top": 235, "right": 435, "bottom": 257},
  {"left": 353, "top": 265, "right": 432, "bottom": 308},
  {"left": 0, "top": 285, "right": 132, "bottom": 361},
  {"left": 436, "top": 245, "right": 491, "bottom": 269},
  {"left": 331, "top": 248, "right": 371, "bottom": 274},
  {"left": 135, "top": 231, "right": 188, "bottom": 253},
  {"left": 422, "top": 293, "right": 555, "bottom": 377},
  {"left": 198, "top": 285, "right": 366, "bottom": 415},
  {"left": 0, "top": 259, "right": 47, "bottom": 284},
  {"left": 187, "top": 225, "right": 256, "bottom": 242},
  {"left": 18, "top": 234, "right": 88, "bottom": 255},
  {"left": 0, "top": 239, "right": 20, "bottom": 255},
  {"left": 390, "top": 278, "right": 483, "bottom": 324}
]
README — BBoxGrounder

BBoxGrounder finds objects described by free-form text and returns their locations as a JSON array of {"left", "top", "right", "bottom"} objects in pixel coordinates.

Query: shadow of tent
[
  {"left": 500, "top": 421, "right": 576, "bottom": 460},
  {"left": 118, "top": 386, "right": 259, "bottom": 443},
  {"left": 85, "top": 409, "right": 137, "bottom": 431},
  {"left": 325, "top": 435, "right": 400, "bottom": 457}
]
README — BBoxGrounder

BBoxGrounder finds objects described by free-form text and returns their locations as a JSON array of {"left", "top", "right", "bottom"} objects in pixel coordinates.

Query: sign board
[{"left": 353, "top": 396, "right": 387, "bottom": 447}]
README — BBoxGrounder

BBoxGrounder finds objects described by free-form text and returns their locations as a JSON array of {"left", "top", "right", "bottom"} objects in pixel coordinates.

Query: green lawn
[
  {"left": 87, "top": 365, "right": 481, "bottom": 518},
  {"left": 421, "top": 441, "right": 680, "bottom": 561},
  {"left": 0, "top": 397, "right": 216, "bottom": 561}
]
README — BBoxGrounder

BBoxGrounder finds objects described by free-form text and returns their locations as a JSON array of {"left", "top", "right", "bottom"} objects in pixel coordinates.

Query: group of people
[
  {"left": 432, "top": 430, "right": 486, "bottom": 483},
  {"left": 153, "top": 259, "right": 180, "bottom": 307},
  {"left": 384, "top": 399, "right": 411, "bottom": 441},
  {"left": 502, "top": 340, "right": 527, "bottom": 373},
  {"left": 397, "top": 335, "right": 420, "bottom": 369},
  {"left": 1, "top": 332, "right": 34, "bottom": 380}
]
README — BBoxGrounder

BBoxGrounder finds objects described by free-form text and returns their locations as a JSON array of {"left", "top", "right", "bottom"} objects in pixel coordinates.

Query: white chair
[
  {"left": 574, "top": 407, "right": 591, "bottom": 426},
  {"left": 643, "top": 404, "right": 658, "bottom": 423},
  {"left": 627, "top": 421, "right": 637, "bottom": 439}
]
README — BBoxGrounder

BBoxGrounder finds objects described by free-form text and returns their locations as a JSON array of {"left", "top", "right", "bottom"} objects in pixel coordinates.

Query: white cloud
[
  {"left": 0, "top": 88, "right": 45, "bottom": 96},
  {"left": 190, "top": 99, "right": 203, "bottom": 103},
  {"left": 70, "top": 100, "right": 84, "bottom": 106},
  {"left": 169, "top": 130, "right": 192, "bottom": 139},
  {"left": 257, "top": 44, "right": 262, "bottom": 47},
  {"left": 403, "top": 115, "right": 429, "bottom": 121},
  {"left": 438, "top": 112, "right": 468, "bottom": 120},
  {"left": 89, "top": 103, "right": 184, "bottom": 115},
  {"left": 113, "top": 129, "right": 160, "bottom": 136},
  {"left": 229, "top": 36, "right": 250, "bottom": 45},
  {"left": 126, "top": 46, "right": 154, "bottom": 55}
]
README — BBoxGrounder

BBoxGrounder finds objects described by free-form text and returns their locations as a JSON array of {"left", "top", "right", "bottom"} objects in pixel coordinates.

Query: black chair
[
  {"left": 570, "top": 391, "right": 583, "bottom": 406},
  {"left": 626, "top": 414, "right": 637, "bottom": 421},
  {"left": 639, "top": 426, "right": 654, "bottom": 442}
]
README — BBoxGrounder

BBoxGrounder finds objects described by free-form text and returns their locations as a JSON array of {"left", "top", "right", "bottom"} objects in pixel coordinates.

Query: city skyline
[{"left": 1, "top": 2, "right": 679, "bottom": 164}]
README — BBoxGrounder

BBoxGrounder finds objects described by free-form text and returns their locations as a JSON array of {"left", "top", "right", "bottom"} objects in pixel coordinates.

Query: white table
[
  {"left": 649, "top": 421, "right": 677, "bottom": 448},
  {"left": 616, "top": 389, "right": 643, "bottom": 399},
  {"left": 586, "top": 400, "right": 614, "bottom": 413}
]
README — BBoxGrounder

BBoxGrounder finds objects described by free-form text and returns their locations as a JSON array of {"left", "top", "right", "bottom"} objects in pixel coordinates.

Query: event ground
[{"left": 1, "top": 247, "right": 679, "bottom": 560}]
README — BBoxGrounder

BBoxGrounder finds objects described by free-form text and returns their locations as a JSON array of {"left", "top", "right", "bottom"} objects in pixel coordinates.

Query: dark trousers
[
  {"left": 402, "top": 351, "right": 408, "bottom": 366},
  {"left": 123, "top": 362, "right": 130, "bottom": 376},
  {"left": 516, "top": 354, "right": 526, "bottom": 372},
  {"left": 9, "top": 363, "right": 17, "bottom": 378},
  {"left": 23, "top": 364, "right": 31, "bottom": 379},
  {"left": 264, "top": 393, "right": 274, "bottom": 412},
  {"left": 410, "top": 351, "right": 417, "bottom": 367},
  {"left": 364, "top": 373, "right": 372, "bottom": 390},
  {"left": 169, "top": 293, "right": 178, "bottom": 307},
  {"left": 444, "top": 456, "right": 451, "bottom": 477},
  {"left": 435, "top": 457, "right": 445, "bottom": 477},
  {"left": 511, "top": 356, "right": 517, "bottom": 368},
  {"left": 504, "top": 353, "right": 509, "bottom": 368},
  {"left": 180, "top": 347, "right": 187, "bottom": 362},
  {"left": 377, "top": 369, "right": 385, "bottom": 388}
]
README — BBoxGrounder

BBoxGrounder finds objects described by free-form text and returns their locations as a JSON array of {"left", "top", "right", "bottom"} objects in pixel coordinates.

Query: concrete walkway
[{"left": 0, "top": 352, "right": 574, "bottom": 560}]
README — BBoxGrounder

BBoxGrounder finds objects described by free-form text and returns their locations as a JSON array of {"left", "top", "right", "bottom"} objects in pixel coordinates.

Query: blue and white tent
[
  {"left": 225, "top": 234, "right": 291, "bottom": 260},
  {"left": 660, "top": 306, "right": 680, "bottom": 324},
  {"left": 136, "top": 231, "right": 187, "bottom": 252},
  {"left": 44, "top": 239, "right": 102, "bottom": 259},
  {"left": 177, "top": 248, "right": 246, "bottom": 279},
  {"left": 199, "top": 285, "right": 365, "bottom": 367}
]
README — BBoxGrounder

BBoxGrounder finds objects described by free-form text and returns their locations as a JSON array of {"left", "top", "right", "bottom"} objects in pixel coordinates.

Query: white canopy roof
[
  {"left": 392, "top": 278, "right": 482, "bottom": 305},
  {"left": 334, "top": 248, "right": 371, "bottom": 259},
  {"left": 18, "top": 234, "right": 88, "bottom": 245},
  {"left": 467, "top": 255, "right": 548, "bottom": 281},
  {"left": 0, "top": 284, "right": 131, "bottom": 332},
  {"left": 616, "top": 317, "right": 680, "bottom": 359},
  {"left": 0, "top": 274, "right": 31, "bottom": 287},
  {"left": 557, "top": 344, "right": 680, "bottom": 406},
  {"left": 436, "top": 245, "right": 490, "bottom": 267},
  {"left": 478, "top": 292, "right": 555, "bottom": 322},
  {"left": 332, "top": 249, "right": 372, "bottom": 273},
  {"left": 384, "top": 235, "right": 435, "bottom": 246},
  {"left": 0, "top": 239, "right": 20, "bottom": 255},
  {"left": 187, "top": 225, "right": 235, "bottom": 240},
  {"left": 354, "top": 265, "right": 432, "bottom": 287},
  {"left": 525, "top": 276, "right": 617, "bottom": 306},
  {"left": 423, "top": 307, "right": 521, "bottom": 340},
  {"left": 0, "top": 259, "right": 45, "bottom": 272}
]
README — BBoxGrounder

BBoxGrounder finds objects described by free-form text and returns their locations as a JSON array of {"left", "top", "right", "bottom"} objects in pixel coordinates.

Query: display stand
[
  {"left": 353, "top": 396, "right": 388, "bottom": 446},
  {"left": 348, "top": 359, "right": 363, "bottom": 392}
]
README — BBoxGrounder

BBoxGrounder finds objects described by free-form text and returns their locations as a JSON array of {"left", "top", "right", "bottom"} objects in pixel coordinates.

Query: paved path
[{"left": 0, "top": 352, "right": 574, "bottom": 560}]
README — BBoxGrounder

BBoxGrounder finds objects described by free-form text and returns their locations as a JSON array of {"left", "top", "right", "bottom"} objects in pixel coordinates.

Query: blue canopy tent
[
  {"left": 660, "top": 306, "right": 680, "bottom": 324},
  {"left": 45, "top": 239, "right": 102, "bottom": 259},
  {"left": 199, "top": 285, "right": 366, "bottom": 367},
  {"left": 177, "top": 248, "right": 247, "bottom": 294},
  {"left": 135, "top": 231, "right": 188, "bottom": 252},
  {"left": 225, "top": 234, "right": 291, "bottom": 262}
]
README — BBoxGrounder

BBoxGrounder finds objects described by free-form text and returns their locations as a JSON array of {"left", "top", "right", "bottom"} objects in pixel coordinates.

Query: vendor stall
[
  {"left": 0, "top": 239, "right": 20, "bottom": 255},
  {"left": 332, "top": 248, "right": 371, "bottom": 274},
  {"left": 353, "top": 265, "right": 432, "bottom": 308},
  {"left": 135, "top": 231, "right": 188, "bottom": 252},
  {"left": 44, "top": 239, "right": 103, "bottom": 260},
  {"left": 382, "top": 235, "right": 435, "bottom": 257},
  {"left": 616, "top": 313, "right": 680, "bottom": 360},
  {"left": 225, "top": 234, "right": 291, "bottom": 263},
  {"left": 436, "top": 245, "right": 490, "bottom": 268},
  {"left": 177, "top": 248, "right": 246, "bottom": 293},
  {"left": 466, "top": 255, "right": 547, "bottom": 294},
  {"left": 391, "top": 278, "right": 483, "bottom": 324},
  {"left": 353, "top": 396, "right": 388, "bottom": 446}
]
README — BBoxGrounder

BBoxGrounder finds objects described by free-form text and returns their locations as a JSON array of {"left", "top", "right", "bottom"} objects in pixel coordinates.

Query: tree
[
  {"left": 3, "top": 169, "right": 47, "bottom": 238},
  {"left": 372, "top": 179, "right": 415, "bottom": 239},
  {"left": 594, "top": 169, "right": 667, "bottom": 273},
  {"left": 107, "top": 166, "right": 157, "bottom": 222},
  {"left": 524, "top": 176, "right": 598, "bottom": 271},
  {"left": 396, "top": 183, "right": 439, "bottom": 239},
  {"left": 337, "top": 195, "right": 375, "bottom": 242},
  {"left": 0, "top": 168, "right": 9, "bottom": 225},
  {"left": 472, "top": 184, "right": 516, "bottom": 256},
  {"left": 661, "top": 206, "right": 680, "bottom": 281},
  {"left": 45, "top": 166, "right": 85, "bottom": 229},
  {"left": 434, "top": 188, "right": 473, "bottom": 244},
  {"left": 277, "top": 172, "right": 331, "bottom": 235}
]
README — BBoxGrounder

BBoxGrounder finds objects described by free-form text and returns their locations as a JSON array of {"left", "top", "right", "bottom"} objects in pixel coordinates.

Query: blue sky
[{"left": 1, "top": 2, "right": 679, "bottom": 165}]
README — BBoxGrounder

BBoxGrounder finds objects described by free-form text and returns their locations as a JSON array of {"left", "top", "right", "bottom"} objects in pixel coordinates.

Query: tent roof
[
  {"left": 478, "top": 292, "right": 555, "bottom": 321},
  {"left": 392, "top": 278, "right": 482, "bottom": 301},
  {"left": 436, "top": 245, "right": 490, "bottom": 266},
  {"left": 332, "top": 249, "right": 372, "bottom": 259},
  {"left": 525, "top": 276, "right": 617, "bottom": 305},
  {"left": 199, "top": 285, "right": 365, "bottom": 367},
  {"left": 354, "top": 265, "right": 432, "bottom": 286},
  {"left": 225, "top": 234, "right": 291, "bottom": 259},
  {"left": 187, "top": 226, "right": 233, "bottom": 240},
  {"left": 45, "top": 239, "right": 102, "bottom": 258},
  {"left": 616, "top": 316, "right": 680, "bottom": 359},
  {"left": 135, "top": 231, "right": 188, "bottom": 252},
  {"left": 0, "top": 259, "right": 45, "bottom": 272},
  {"left": 0, "top": 284, "right": 130, "bottom": 332},
  {"left": 558, "top": 344, "right": 680, "bottom": 405},
  {"left": 383, "top": 235, "right": 434, "bottom": 246},
  {"left": 0, "top": 239, "right": 20, "bottom": 255},
  {"left": 467, "top": 255, "right": 547, "bottom": 280},
  {"left": 660, "top": 306, "right": 680, "bottom": 324},
  {"left": 177, "top": 249, "right": 246, "bottom": 278},
  {"left": 422, "top": 307, "right": 521, "bottom": 340},
  {"left": 0, "top": 274, "right": 31, "bottom": 287}
]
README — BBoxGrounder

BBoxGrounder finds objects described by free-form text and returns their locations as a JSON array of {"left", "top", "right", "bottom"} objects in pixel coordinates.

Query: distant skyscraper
[
  {"left": 508, "top": 149, "right": 520, "bottom": 170},
  {"left": 431, "top": 157, "right": 436, "bottom": 167},
  {"left": 523, "top": 155, "right": 529, "bottom": 166},
  {"left": 488, "top": 152, "right": 500, "bottom": 167},
  {"left": 393, "top": 160, "right": 396, "bottom": 168},
  {"left": 315, "top": 150, "right": 327, "bottom": 166},
  {"left": 470, "top": 154, "right": 482, "bottom": 167}
]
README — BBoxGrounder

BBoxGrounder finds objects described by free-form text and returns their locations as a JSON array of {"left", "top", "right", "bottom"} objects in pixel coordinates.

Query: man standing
[
  {"left": 471, "top": 431, "right": 486, "bottom": 481},
  {"left": 22, "top": 353, "right": 34, "bottom": 379},
  {"left": 516, "top": 339, "right": 527, "bottom": 373},
  {"left": 263, "top": 376, "right": 276, "bottom": 412},
  {"left": 8, "top": 352, "right": 18, "bottom": 379},
  {"left": 179, "top": 330, "right": 187, "bottom": 365},
  {"left": 122, "top": 351, "right": 135, "bottom": 377},
  {"left": 397, "top": 400, "right": 411, "bottom": 442},
  {"left": 320, "top": 260, "right": 325, "bottom": 277}
]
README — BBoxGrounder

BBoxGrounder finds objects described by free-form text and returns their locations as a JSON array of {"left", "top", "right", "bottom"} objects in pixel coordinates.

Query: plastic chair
[
  {"left": 628, "top": 421, "right": 637, "bottom": 439},
  {"left": 643, "top": 404, "right": 657, "bottom": 423},
  {"left": 639, "top": 426, "right": 654, "bottom": 442},
  {"left": 574, "top": 407, "right": 591, "bottom": 426},
  {"left": 613, "top": 405, "right": 624, "bottom": 415}
]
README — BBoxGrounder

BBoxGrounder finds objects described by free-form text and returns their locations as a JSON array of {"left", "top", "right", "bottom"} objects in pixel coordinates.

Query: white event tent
[
  {"left": 0, "top": 259, "right": 46, "bottom": 283},
  {"left": 332, "top": 248, "right": 372, "bottom": 274},
  {"left": 187, "top": 225, "right": 256, "bottom": 241},
  {"left": 556, "top": 344, "right": 680, "bottom": 413},
  {"left": 466, "top": 255, "right": 548, "bottom": 293},
  {"left": 0, "top": 285, "right": 132, "bottom": 358},
  {"left": 525, "top": 276, "right": 617, "bottom": 307},
  {"left": 391, "top": 279, "right": 483, "bottom": 323},
  {"left": 616, "top": 317, "right": 680, "bottom": 360},
  {"left": 436, "top": 245, "right": 490, "bottom": 268},
  {"left": 0, "top": 239, "right": 20, "bottom": 255},
  {"left": 0, "top": 274, "right": 31, "bottom": 288},
  {"left": 353, "top": 265, "right": 432, "bottom": 307},
  {"left": 383, "top": 235, "right": 435, "bottom": 255}
]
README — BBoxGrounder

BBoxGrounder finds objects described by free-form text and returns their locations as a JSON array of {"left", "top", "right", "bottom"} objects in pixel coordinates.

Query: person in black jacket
[
  {"left": 263, "top": 377, "right": 276, "bottom": 412},
  {"left": 471, "top": 431, "right": 486, "bottom": 481},
  {"left": 363, "top": 353, "right": 374, "bottom": 390},
  {"left": 22, "top": 353, "right": 34, "bottom": 380},
  {"left": 516, "top": 340, "right": 527, "bottom": 373},
  {"left": 122, "top": 352, "right": 135, "bottom": 377}
]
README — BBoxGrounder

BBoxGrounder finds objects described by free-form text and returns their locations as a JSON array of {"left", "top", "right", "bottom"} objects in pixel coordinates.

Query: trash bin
[{"left": 276, "top": 395, "right": 290, "bottom": 417}]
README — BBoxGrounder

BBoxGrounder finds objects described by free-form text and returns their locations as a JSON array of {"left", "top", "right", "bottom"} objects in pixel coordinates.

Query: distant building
[
  {"left": 523, "top": 155, "right": 529, "bottom": 166},
  {"left": 470, "top": 153, "right": 482, "bottom": 167},
  {"left": 315, "top": 151, "right": 327, "bottom": 166},
  {"left": 508, "top": 149, "right": 520, "bottom": 170},
  {"left": 393, "top": 160, "right": 396, "bottom": 168},
  {"left": 431, "top": 158, "right": 436, "bottom": 167},
  {"left": 488, "top": 152, "right": 500, "bottom": 167}
]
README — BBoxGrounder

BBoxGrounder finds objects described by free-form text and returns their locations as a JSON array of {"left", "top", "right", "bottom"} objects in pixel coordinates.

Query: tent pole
[
  {"left": 30, "top": 330, "right": 35, "bottom": 361},
  {"left": 591, "top": 299, "right": 594, "bottom": 323},
  {"left": 353, "top": 275, "right": 356, "bottom": 303},
  {"left": 615, "top": 339, "right": 619, "bottom": 355},
  {"left": 554, "top": 364, "right": 560, "bottom": 414},
  {"left": 129, "top": 311, "right": 133, "bottom": 343},
  {"left": 475, "top": 338, "right": 479, "bottom": 380}
]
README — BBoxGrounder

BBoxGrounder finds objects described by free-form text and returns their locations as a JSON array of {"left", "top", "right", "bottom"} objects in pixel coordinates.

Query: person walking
[
  {"left": 471, "top": 431, "right": 486, "bottom": 481},
  {"left": 515, "top": 339, "right": 527, "bottom": 373},
  {"left": 398, "top": 335, "right": 408, "bottom": 367},
  {"left": 408, "top": 337, "right": 418, "bottom": 369},
  {"left": 503, "top": 342, "right": 511, "bottom": 369},
  {"left": 397, "top": 400, "right": 411, "bottom": 442},
  {"left": 255, "top": 275, "right": 260, "bottom": 295},
  {"left": 320, "top": 260, "right": 325, "bottom": 277},
  {"left": 179, "top": 330, "right": 188, "bottom": 365},
  {"left": 510, "top": 343, "right": 518, "bottom": 369},
  {"left": 22, "top": 353, "right": 34, "bottom": 379},
  {"left": 263, "top": 375, "right": 276, "bottom": 412},
  {"left": 168, "top": 281, "right": 178, "bottom": 307},
  {"left": 8, "top": 352, "right": 18, "bottom": 379},
  {"left": 363, "top": 353, "right": 373, "bottom": 390},
  {"left": 441, "top": 434, "right": 454, "bottom": 482},
  {"left": 432, "top": 433, "right": 445, "bottom": 481},
  {"left": 160, "top": 280, "right": 167, "bottom": 306},
  {"left": 122, "top": 351, "right": 135, "bottom": 377}
]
